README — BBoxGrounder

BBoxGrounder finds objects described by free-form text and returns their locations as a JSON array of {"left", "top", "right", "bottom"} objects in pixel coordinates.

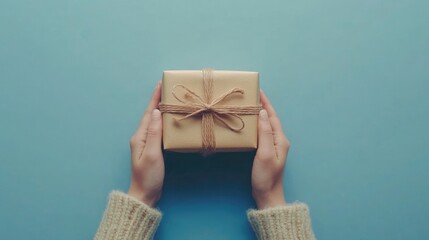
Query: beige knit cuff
[
  {"left": 94, "top": 191, "right": 162, "bottom": 240},
  {"left": 247, "top": 203, "right": 315, "bottom": 240}
]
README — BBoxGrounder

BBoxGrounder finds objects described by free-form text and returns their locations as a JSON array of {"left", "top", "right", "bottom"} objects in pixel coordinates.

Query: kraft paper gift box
[{"left": 159, "top": 69, "right": 261, "bottom": 153}]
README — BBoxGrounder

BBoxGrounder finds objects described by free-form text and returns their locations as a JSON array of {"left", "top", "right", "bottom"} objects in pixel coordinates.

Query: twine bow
[{"left": 159, "top": 69, "right": 261, "bottom": 153}]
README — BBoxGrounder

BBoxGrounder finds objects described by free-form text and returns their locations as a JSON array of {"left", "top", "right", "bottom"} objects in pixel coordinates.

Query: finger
[
  {"left": 260, "top": 90, "right": 289, "bottom": 159},
  {"left": 145, "top": 80, "right": 162, "bottom": 113},
  {"left": 260, "top": 90, "right": 284, "bottom": 133},
  {"left": 144, "top": 109, "right": 163, "bottom": 157},
  {"left": 256, "top": 109, "right": 276, "bottom": 160},
  {"left": 134, "top": 81, "right": 162, "bottom": 139}
]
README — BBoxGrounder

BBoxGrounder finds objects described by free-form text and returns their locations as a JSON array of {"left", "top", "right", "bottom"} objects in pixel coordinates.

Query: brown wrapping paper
[{"left": 161, "top": 70, "right": 260, "bottom": 152}]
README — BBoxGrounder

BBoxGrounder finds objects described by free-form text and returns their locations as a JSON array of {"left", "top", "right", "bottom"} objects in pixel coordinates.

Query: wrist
[
  {"left": 253, "top": 187, "right": 287, "bottom": 210},
  {"left": 127, "top": 185, "right": 160, "bottom": 208}
]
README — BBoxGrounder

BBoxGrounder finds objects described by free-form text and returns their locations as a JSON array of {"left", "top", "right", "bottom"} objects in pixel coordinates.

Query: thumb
[
  {"left": 256, "top": 109, "right": 275, "bottom": 158},
  {"left": 145, "top": 109, "right": 163, "bottom": 151}
]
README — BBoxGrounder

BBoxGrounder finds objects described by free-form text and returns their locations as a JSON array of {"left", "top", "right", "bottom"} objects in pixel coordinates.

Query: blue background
[{"left": 1, "top": 0, "right": 428, "bottom": 239}]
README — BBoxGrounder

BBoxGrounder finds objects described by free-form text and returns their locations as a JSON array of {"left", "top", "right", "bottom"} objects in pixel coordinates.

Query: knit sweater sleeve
[
  {"left": 247, "top": 203, "right": 315, "bottom": 240},
  {"left": 94, "top": 191, "right": 162, "bottom": 240}
]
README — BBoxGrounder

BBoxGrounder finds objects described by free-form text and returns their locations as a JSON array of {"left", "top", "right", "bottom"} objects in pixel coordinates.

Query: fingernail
[
  {"left": 152, "top": 109, "right": 161, "bottom": 120},
  {"left": 260, "top": 109, "right": 268, "bottom": 120}
]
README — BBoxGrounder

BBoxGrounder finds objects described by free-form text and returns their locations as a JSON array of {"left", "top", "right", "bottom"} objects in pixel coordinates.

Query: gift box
[{"left": 159, "top": 69, "right": 261, "bottom": 153}]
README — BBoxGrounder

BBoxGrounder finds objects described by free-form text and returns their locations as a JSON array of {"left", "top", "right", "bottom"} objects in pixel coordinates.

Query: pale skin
[{"left": 128, "top": 81, "right": 289, "bottom": 209}]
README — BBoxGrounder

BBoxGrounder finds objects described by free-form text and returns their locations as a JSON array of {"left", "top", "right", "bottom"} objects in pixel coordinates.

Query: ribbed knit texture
[
  {"left": 247, "top": 203, "right": 315, "bottom": 240},
  {"left": 94, "top": 191, "right": 162, "bottom": 240}
]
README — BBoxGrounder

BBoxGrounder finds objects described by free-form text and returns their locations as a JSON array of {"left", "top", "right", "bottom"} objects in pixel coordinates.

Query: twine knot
[{"left": 202, "top": 103, "right": 213, "bottom": 112}]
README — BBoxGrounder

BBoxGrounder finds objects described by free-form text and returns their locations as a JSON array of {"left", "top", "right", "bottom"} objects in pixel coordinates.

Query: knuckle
[
  {"left": 129, "top": 136, "right": 138, "bottom": 147},
  {"left": 260, "top": 124, "right": 272, "bottom": 134},
  {"left": 256, "top": 151, "right": 275, "bottom": 163},
  {"left": 285, "top": 140, "right": 290, "bottom": 148},
  {"left": 147, "top": 120, "right": 161, "bottom": 135},
  {"left": 146, "top": 126, "right": 160, "bottom": 137},
  {"left": 143, "top": 150, "right": 161, "bottom": 163},
  {"left": 263, "top": 129, "right": 273, "bottom": 135},
  {"left": 284, "top": 139, "right": 291, "bottom": 148},
  {"left": 279, "top": 137, "right": 290, "bottom": 149}
]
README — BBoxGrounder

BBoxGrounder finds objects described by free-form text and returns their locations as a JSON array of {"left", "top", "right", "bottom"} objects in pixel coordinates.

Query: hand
[
  {"left": 252, "top": 90, "right": 290, "bottom": 209},
  {"left": 128, "top": 81, "right": 164, "bottom": 207}
]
